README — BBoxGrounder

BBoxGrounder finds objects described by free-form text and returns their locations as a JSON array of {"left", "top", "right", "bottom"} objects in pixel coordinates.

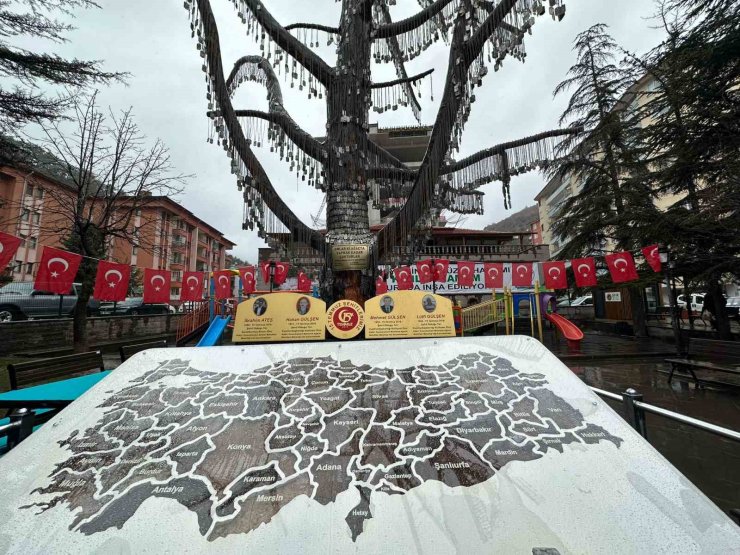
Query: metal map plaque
[{"left": 0, "top": 337, "right": 738, "bottom": 553}]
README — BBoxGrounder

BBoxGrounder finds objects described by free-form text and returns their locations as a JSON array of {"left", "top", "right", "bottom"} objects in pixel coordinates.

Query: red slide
[{"left": 545, "top": 312, "right": 584, "bottom": 351}]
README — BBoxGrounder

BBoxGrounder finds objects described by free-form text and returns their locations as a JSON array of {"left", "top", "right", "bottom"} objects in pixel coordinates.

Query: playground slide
[
  {"left": 196, "top": 316, "right": 231, "bottom": 347},
  {"left": 545, "top": 312, "right": 584, "bottom": 348}
]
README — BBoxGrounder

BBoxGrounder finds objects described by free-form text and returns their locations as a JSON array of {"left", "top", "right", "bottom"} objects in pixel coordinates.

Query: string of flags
[
  {"left": 0, "top": 232, "right": 313, "bottom": 303},
  {"left": 377, "top": 246, "right": 663, "bottom": 295}
]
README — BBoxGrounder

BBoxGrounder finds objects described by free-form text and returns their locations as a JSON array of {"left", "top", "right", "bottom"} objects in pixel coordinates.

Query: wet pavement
[{"left": 566, "top": 356, "right": 740, "bottom": 516}]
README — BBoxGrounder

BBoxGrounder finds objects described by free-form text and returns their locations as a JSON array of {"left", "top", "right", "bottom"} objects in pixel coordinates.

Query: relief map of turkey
[{"left": 27, "top": 352, "right": 621, "bottom": 541}]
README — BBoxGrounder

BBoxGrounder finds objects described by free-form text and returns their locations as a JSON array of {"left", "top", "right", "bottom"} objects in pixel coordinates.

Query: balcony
[{"left": 392, "top": 244, "right": 550, "bottom": 261}]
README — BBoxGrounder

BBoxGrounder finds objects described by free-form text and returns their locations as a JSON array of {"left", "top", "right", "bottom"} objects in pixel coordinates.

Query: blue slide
[{"left": 196, "top": 316, "right": 231, "bottom": 347}]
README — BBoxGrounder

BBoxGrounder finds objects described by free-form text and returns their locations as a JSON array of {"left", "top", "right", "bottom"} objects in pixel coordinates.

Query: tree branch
[
  {"left": 232, "top": 109, "right": 327, "bottom": 163},
  {"left": 370, "top": 69, "right": 434, "bottom": 89},
  {"left": 284, "top": 23, "right": 339, "bottom": 34},
  {"left": 373, "top": 0, "right": 455, "bottom": 39},
  {"left": 239, "top": 0, "right": 334, "bottom": 86}
]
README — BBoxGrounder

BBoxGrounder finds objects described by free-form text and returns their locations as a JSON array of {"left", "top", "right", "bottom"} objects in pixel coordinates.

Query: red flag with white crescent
[
  {"left": 542, "top": 261, "right": 568, "bottom": 290},
  {"left": 297, "top": 271, "right": 312, "bottom": 292},
  {"left": 571, "top": 257, "right": 598, "bottom": 287},
  {"left": 457, "top": 261, "right": 475, "bottom": 287},
  {"left": 0, "top": 231, "right": 22, "bottom": 272},
  {"left": 213, "top": 270, "right": 232, "bottom": 300},
  {"left": 416, "top": 259, "right": 433, "bottom": 284},
  {"left": 143, "top": 268, "right": 171, "bottom": 304},
  {"left": 432, "top": 259, "right": 450, "bottom": 283},
  {"left": 394, "top": 266, "right": 413, "bottom": 290},
  {"left": 511, "top": 262, "right": 533, "bottom": 287},
  {"left": 93, "top": 260, "right": 130, "bottom": 302},
  {"left": 483, "top": 263, "right": 504, "bottom": 289},
  {"left": 238, "top": 266, "right": 256, "bottom": 295},
  {"left": 181, "top": 271, "right": 205, "bottom": 301},
  {"left": 274, "top": 262, "right": 290, "bottom": 286},
  {"left": 260, "top": 261, "right": 270, "bottom": 284},
  {"left": 606, "top": 252, "right": 639, "bottom": 283},
  {"left": 375, "top": 276, "right": 388, "bottom": 295},
  {"left": 34, "top": 246, "right": 82, "bottom": 295},
  {"left": 642, "top": 245, "right": 661, "bottom": 273}
]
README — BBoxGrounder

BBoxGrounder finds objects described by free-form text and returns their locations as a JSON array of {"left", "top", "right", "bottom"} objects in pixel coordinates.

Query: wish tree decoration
[{"left": 184, "top": 0, "right": 577, "bottom": 303}]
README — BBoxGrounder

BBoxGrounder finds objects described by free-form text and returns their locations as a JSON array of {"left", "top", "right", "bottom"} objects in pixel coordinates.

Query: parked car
[
  {"left": 725, "top": 297, "right": 740, "bottom": 321},
  {"left": 0, "top": 282, "right": 100, "bottom": 322},
  {"left": 98, "top": 297, "right": 171, "bottom": 316},
  {"left": 557, "top": 294, "right": 593, "bottom": 308},
  {"left": 677, "top": 293, "right": 705, "bottom": 313}
]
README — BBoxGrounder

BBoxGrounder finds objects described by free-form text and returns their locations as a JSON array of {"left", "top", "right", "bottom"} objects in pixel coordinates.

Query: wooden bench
[
  {"left": 8, "top": 351, "right": 105, "bottom": 391},
  {"left": 119, "top": 340, "right": 168, "bottom": 363},
  {"left": 665, "top": 338, "right": 740, "bottom": 388}
]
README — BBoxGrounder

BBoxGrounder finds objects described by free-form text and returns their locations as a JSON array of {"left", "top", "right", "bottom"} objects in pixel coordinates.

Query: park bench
[
  {"left": 119, "top": 340, "right": 168, "bottom": 363},
  {"left": 7, "top": 350, "right": 105, "bottom": 391},
  {"left": 664, "top": 338, "right": 740, "bottom": 389}
]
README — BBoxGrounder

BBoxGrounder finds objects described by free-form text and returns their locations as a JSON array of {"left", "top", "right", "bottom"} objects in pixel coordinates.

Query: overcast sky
[{"left": 27, "top": 0, "right": 666, "bottom": 261}]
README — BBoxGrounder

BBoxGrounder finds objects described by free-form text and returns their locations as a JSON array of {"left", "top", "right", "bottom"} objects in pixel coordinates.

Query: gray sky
[{"left": 29, "top": 0, "right": 666, "bottom": 261}]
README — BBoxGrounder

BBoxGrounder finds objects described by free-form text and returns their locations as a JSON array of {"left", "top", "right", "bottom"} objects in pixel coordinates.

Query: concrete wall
[{"left": 0, "top": 314, "right": 182, "bottom": 356}]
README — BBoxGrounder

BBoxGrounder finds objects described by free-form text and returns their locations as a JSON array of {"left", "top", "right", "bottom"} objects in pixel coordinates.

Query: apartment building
[{"left": 1, "top": 148, "right": 234, "bottom": 300}]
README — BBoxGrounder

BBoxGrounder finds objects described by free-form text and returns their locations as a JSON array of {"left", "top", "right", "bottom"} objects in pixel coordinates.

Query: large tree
[
  {"left": 628, "top": 0, "right": 740, "bottom": 339},
  {"left": 11, "top": 93, "right": 185, "bottom": 351},
  {"left": 0, "top": 0, "right": 121, "bottom": 160},
  {"left": 185, "top": 0, "right": 578, "bottom": 303},
  {"left": 548, "top": 24, "right": 657, "bottom": 336}
]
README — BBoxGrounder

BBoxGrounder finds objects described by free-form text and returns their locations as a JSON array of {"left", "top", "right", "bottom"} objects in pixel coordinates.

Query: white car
[
  {"left": 677, "top": 293, "right": 705, "bottom": 312},
  {"left": 557, "top": 295, "right": 593, "bottom": 308}
]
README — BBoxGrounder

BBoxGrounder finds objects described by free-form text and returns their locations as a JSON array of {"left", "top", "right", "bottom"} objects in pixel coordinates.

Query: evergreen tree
[
  {"left": 0, "top": 0, "right": 122, "bottom": 160},
  {"left": 548, "top": 24, "right": 656, "bottom": 336},
  {"left": 630, "top": 0, "right": 740, "bottom": 339}
]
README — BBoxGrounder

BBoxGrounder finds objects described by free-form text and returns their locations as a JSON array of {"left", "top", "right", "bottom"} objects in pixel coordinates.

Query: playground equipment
[{"left": 195, "top": 315, "right": 231, "bottom": 347}]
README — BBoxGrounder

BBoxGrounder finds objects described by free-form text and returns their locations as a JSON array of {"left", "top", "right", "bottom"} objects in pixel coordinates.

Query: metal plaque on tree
[{"left": 331, "top": 244, "right": 369, "bottom": 271}]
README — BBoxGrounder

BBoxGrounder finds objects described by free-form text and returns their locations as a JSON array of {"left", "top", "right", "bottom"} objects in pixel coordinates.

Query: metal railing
[
  {"left": 175, "top": 301, "right": 210, "bottom": 344},
  {"left": 590, "top": 386, "right": 740, "bottom": 442},
  {"left": 392, "top": 244, "right": 550, "bottom": 258},
  {"left": 462, "top": 298, "right": 505, "bottom": 332}
]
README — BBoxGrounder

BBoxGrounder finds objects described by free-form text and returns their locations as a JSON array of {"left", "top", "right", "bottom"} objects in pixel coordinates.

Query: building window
[
  {"left": 135, "top": 208, "right": 142, "bottom": 216},
  {"left": 28, "top": 237, "right": 37, "bottom": 249},
  {"left": 20, "top": 208, "right": 29, "bottom": 221},
  {"left": 132, "top": 245, "right": 138, "bottom": 256},
  {"left": 35, "top": 187, "right": 44, "bottom": 199},
  {"left": 170, "top": 287, "right": 180, "bottom": 296},
  {"left": 26, "top": 263, "right": 33, "bottom": 274},
  {"left": 25, "top": 185, "right": 34, "bottom": 198},
  {"left": 32, "top": 212, "right": 40, "bottom": 225}
]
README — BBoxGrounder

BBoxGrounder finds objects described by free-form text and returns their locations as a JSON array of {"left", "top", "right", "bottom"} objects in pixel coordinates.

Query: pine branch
[
  {"left": 0, "top": 46, "right": 120, "bottom": 86},
  {"left": 238, "top": 0, "right": 334, "bottom": 86}
]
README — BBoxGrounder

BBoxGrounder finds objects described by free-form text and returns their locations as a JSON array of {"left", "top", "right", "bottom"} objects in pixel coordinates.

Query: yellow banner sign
[
  {"left": 331, "top": 244, "right": 369, "bottom": 271},
  {"left": 365, "top": 291, "right": 455, "bottom": 339},
  {"left": 233, "top": 293, "right": 326, "bottom": 343}
]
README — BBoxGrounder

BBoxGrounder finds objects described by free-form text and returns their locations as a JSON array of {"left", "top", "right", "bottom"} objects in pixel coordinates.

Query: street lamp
[
  {"left": 269, "top": 261, "right": 276, "bottom": 293},
  {"left": 659, "top": 245, "right": 684, "bottom": 356}
]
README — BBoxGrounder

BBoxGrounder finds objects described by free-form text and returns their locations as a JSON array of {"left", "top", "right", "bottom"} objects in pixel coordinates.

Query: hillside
[{"left": 484, "top": 205, "right": 539, "bottom": 232}]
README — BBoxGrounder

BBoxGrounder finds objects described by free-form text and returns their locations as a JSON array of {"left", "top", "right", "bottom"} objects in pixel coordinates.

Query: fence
[
  {"left": 461, "top": 297, "right": 506, "bottom": 333},
  {"left": 591, "top": 386, "right": 740, "bottom": 442}
]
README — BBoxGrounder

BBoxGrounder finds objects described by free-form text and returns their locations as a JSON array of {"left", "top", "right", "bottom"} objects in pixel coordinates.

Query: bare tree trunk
[
  {"left": 629, "top": 286, "right": 648, "bottom": 337},
  {"left": 707, "top": 276, "right": 731, "bottom": 340},
  {"left": 72, "top": 258, "right": 96, "bottom": 352}
]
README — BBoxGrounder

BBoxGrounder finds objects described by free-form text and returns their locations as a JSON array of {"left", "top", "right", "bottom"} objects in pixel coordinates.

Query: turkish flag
[
  {"left": 642, "top": 245, "right": 661, "bottom": 273},
  {"left": 93, "top": 260, "right": 130, "bottom": 302},
  {"left": 543, "top": 261, "right": 568, "bottom": 290},
  {"left": 143, "top": 268, "right": 171, "bottom": 304},
  {"left": 297, "top": 271, "right": 312, "bottom": 292},
  {"left": 181, "top": 271, "right": 205, "bottom": 301},
  {"left": 0, "top": 231, "right": 22, "bottom": 272},
  {"left": 416, "top": 259, "right": 433, "bottom": 284},
  {"left": 34, "top": 246, "right": 82, "bottom": 295},
  {"left": 260, "top": 261, "right": 270, "bottom": 284},
  {"left": 214, "top": 270, "right": 232, "bottom": 299},
  {"left": 274, "top": 262, "right": 290, "bottom": 286},
  {"left": 483, "top": 263, "right": 504, "bottom": 289},
  {"left": 606, "top": 252, "right": 639, "bottom": 283},
  {"left": 376, "top": 276, "right": 388, "bottom": 295},
  {"left": 432, "top": 259, "right": 450, "bottom": 283},
  {"left": 457, "top": 261, "right": 476, "bottom": 287},
  {"left": 511, "top": 263, "right": 533, "bottom": 287},
  {"left": 394, "top": 266, "right": 413, "bottom": 290},
  {"left": 239, "top": 266, "right": 256, "bottom": 295},
  {"left": 572, "top": 257, "right": 598, "bottom": 287}
]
